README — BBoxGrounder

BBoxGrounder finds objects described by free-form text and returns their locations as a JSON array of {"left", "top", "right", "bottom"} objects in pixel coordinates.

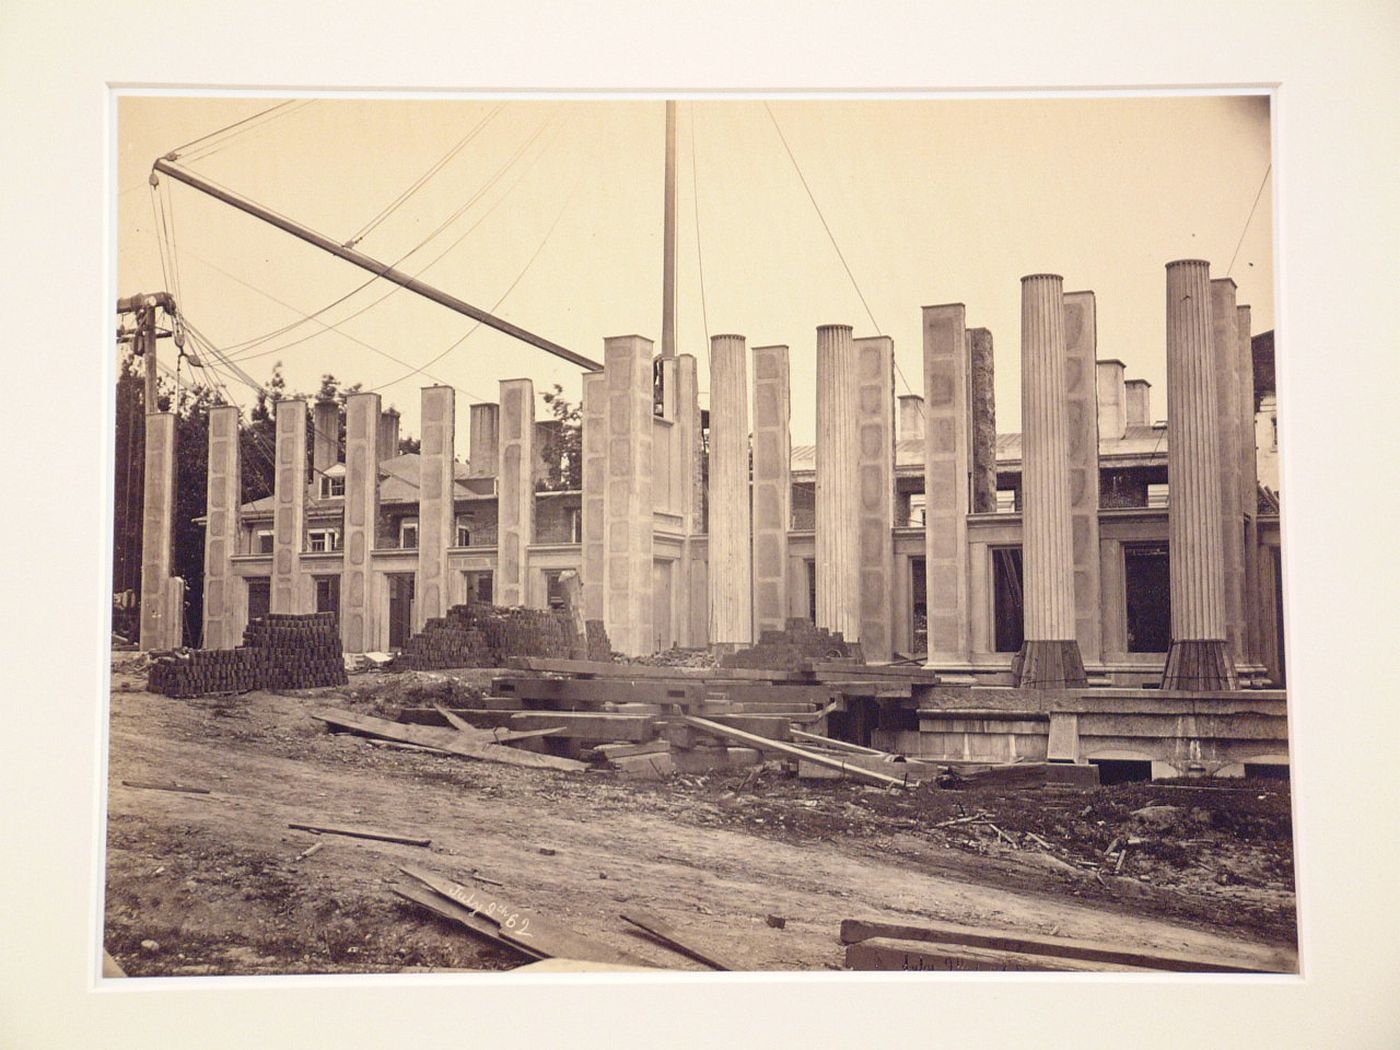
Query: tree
[{"left": 539, "top": 383, "right": 582, "bottom": 491}]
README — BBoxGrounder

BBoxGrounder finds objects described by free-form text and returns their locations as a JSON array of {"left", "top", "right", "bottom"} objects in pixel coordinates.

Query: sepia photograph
[{"left": 103, "top": 91, "right": 1300, "bottom": 979}]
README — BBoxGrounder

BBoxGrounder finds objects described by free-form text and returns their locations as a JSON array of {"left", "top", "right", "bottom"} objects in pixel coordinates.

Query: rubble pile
[{"left": 720, "top": 619, "right": 863, "bottom": 670}]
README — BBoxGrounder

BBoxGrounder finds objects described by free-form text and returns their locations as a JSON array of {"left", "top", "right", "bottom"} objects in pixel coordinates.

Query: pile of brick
[
  {"left": 242, "top": 612, "right": 347, "bottom": 689},
  {"left": 397, "top": 603, "right": 605, "bottom": 670},
  {"left": 585, "top": 620, "right": 614, "bottom": 663},
  {"left": 147, "top": 647, "right": 264, "bottom": 698},
  {"left": 720, "top": 618, "right": 863, "bottom": 670}
]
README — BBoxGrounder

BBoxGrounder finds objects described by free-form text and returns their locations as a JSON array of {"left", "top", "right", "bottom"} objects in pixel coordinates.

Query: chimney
[
  {"left": 469, "top": 402, "right": 500, "bottom": 477},
  {"left": 1125, "top": 379, "right": 1152, "bottom": 428},
  {"left": 377, "top": 408, "right": 400, "bottom": 461},
  {"left": 1095, "top": 359, "right": 1127, "bottom": 441},
  {"left": 898, "top": 394, "right": 925, "bottom": 443},
  {"left": 312, "top": 399, "right": 339, "bottom": 474}
]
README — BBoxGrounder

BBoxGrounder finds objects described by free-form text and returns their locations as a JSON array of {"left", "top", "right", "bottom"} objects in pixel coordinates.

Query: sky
[{"left": 116, "top": 93, "right": 1273, "bottom": 452}]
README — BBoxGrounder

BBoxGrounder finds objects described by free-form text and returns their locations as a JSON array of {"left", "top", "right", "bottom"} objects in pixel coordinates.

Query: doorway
[{"left": 388, "top": 573, "right": 415, "bottom": 649}]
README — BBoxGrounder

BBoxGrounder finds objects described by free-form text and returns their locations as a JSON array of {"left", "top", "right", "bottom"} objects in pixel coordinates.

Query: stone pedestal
[
  {"left": 139, "top": 411, "right": 179, "bottom": 650},
  {"left": 417, "top": 385, "right": 455, "bottom": 628},
  {"left": 496, "top": 379, "right": 535, "bottom": 607},
  {"left": 1063, "top": 290, "right": 1102, "bottom": 665},
  {"left": 341, "top": 392, "right": 381, "bottom": 653},
  {"left": 601, "top": 335, "right": 654, "bottom": 656},
  {"left": 816, "top": 324, "right": 860, "bottom": 642},
  {"left": 967, "top": 327, "right": 998, "bottom": 515},
  {"left": 922, "top": 305, "right": 970, "bottom": 664},
  {"left": 271, "top": 400, "right": 306, "bottom": 614},
  {"left": 854, "top": 335, "right": 895, "bottom": 663},
  {"left": 708, "top": 334, "right": 752, "bottom": 645},
  {"left": 1162, "top": 260, "right": 1236, "bottom": 690},
  {"left": 202, "top": 406, "right": 242, "bottom": 649},
  {"left": 1016, "top": 275, "right": 1085, "bottom": 688},
  {"left": 751, "top": 344, "right": 791, "bottom": 638}
]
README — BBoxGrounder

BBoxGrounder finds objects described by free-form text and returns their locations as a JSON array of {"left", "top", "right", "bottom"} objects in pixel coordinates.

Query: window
[
  {"left": 992, "top": 546, "right": 1024, "bottom": 653},
  {"left": 255, "top": 530, "right": 274, "bottom": 555},
  {"left": 314, "top": 575, "right": 340, "bottom": 617},
  {"left": 464, "top": 570, "right": 493, "bottom": 605},
  {"left": 907, "top": 493, "right": 927, "bottom": 528},
  {"left": 1124, "top": 543, "right": 1171, "bottom": 653},
  {"left": 307, "top": 528, "right": 340, "bottom": 552},
  {"left": 246, "top": 577, "right": 270, "bottom": 621},
  {"left": 544, "top": 570, "right": 566, "bottom": 610},
  {"left": 568, "top": 508, "right": 582, "bottom": 544},
  {"left": 456, "top": 517, "right": 472, "bottom": 547},
  {"left": 399, "top": 520, "right": 418, "bottom": 549},
  {"left": 319, "top": 475, "right": 346, "bottom": 499}
]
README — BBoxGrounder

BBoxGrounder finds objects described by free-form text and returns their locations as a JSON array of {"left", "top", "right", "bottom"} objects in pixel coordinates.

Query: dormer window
[{"left": 319, "top": 474, "right": 346, "bottom": 499}]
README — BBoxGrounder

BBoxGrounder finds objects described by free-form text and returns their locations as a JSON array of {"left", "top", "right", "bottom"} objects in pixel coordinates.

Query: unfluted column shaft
[
  {"left": 853, "top": 335, "right": 895, "bottom": 662},
  {"left": 708, "top": 334, "right": 753, "bottom": 645},
  {"left": 496, "top": 379, "right": 535, "bottom": 607},
  {"left": 271, "top": 400, "right": 306, "bottom": 614},
  {"left": 341, "top": 392, "right": 380, "bottom": 652},
  {"left": 967, "top": 327, "right": 998, "bottom": 514},
  {"left": 580, "top": 371, "right": 607, "bottom": 624},
  {"left": 139, "top": 411, "right": 178, "bottom": 650},
  {"left": 601, "top": 335, "right": 654, "bottom": 655},
  {"left": 1162, "top": 260, "right": 1235, "bottom": 690},
  {"left": 468, "top": 403, "right": 499, "bottom": 477},
  {"left": 816, "top": 324, "right": 861, "bottom": 642},
  {"left": 1017, "top": 274, "right": 1085, "bottom": 688},
  {"left": 751, "top": 344, "right": 791, "bottom": 638},
  {"left": 922, "top": 305, "right": 970, "bottom": 663},
  {"left": 202, "top": 406, "right": 242, "bottom": 649},
  {"left": 1237, "top": 304, "right": 1261, "bottom": 667},
  {"left": 1063, "top": 290, "right": 1102, "bottom": 664},
  {"left": 417, "top": 386, "right": 455, "bottom": 628},
  {"left": 1210, "top": 279, "right": 1245, "bottom": 666}
]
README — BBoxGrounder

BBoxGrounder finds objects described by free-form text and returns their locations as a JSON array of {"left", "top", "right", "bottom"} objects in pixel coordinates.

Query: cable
[
  {"left": 172, "top": 99, "right": 303, "bottom": 160},
  {"left": 1227, "top": 163, "right": 1271, "bottom": 277}
]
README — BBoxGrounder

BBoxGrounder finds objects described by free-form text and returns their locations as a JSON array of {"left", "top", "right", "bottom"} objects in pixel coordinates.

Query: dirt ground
[{"left": 104, "top": 662, "right": 1298, "bottom": 977}]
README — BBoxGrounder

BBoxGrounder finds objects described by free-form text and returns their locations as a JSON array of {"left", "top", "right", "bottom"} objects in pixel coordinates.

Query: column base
[
  {"left": 1013, "top": 639, "right": 1087, "bottom": 689},
  {"left": 1161, "top": 639, "right": 1238, "bottom": 691}
]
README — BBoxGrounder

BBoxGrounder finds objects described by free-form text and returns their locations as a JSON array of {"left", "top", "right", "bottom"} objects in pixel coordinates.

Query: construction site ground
[{"left": 104, "top": 661, "right": 1299, "bottom": 977}]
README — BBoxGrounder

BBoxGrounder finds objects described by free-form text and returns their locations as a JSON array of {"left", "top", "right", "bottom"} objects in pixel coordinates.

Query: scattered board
[
  {"left": 289, "top": 822, "right": 430, "bottom": 847},
  {"left": 680, "top": 716, "right": 915, "bottom": 788},
  {"left": 620, "top": 908, "right": 740, "bottom": 971}
]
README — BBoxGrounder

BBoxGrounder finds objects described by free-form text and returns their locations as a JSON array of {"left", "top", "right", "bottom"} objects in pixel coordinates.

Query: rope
[
  {"left": 1227, "top": 163, "right": 1271, "bottom": 277},
  {"left": 175, "top": 100, "right": 309, "bottom": 162}
]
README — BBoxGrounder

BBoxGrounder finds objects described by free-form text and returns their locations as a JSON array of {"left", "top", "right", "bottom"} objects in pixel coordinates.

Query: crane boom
[{"left": 152, "top": 158, "right": 603, "bottom": 372}]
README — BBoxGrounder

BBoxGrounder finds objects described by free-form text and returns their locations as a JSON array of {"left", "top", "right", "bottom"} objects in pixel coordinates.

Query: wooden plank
[
  {"left": 838, "top": 919, "right": 1296, "bottom": 973},
  {"left": 790, "top": 730, "right": 891, "bottom": 757},
  {"left": 620, "top": 908, "right": 741, "bottom": 971},
  {"left": 310, "top": 709, "right": 588, "bottom": 772},
  {"left": 288, "top": 822, "right": 430, "bottom": 847},
  {"left": 846, "top": 937, "right": 1155, "bottom": 972},
  {"left": 809, "top": 662, "right": 940, "bottom": 682},
  {"left": 680, "top": 716, "right": 915, "bottom": 788},
  {"left": 398, "top": 866, "right": 652, "bottom": 967},
  {"left": 434, "top": 704, "right": 562, "bottom": 746},
  {"left": 506, "top": 657, "right": 809, "bottom": 683},
  {"left": 121, "top": 779, "right": 212, "bottom": 795},
  {"left": 393, "top": 884, "right": 543, "bottom": 960},
  {"left": 507, "top": 711, "right": 658, "bottom": 743},
  {"left": 493, "top": 676, "right": 705, "bottom": 706}
]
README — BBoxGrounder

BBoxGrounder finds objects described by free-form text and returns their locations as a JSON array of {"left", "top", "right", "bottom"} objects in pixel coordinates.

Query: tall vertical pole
[{"left": 661, "top": 100, "right": 678, "bottom": 360}]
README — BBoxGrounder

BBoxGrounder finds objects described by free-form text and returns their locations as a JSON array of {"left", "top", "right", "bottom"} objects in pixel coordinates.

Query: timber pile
[
  {"left": 147, "top": 647, "right": 263, "bottom": 698},
  {"left": 720, "top": 619, "right": 863, "bottom": 670},
  {"left": 244, "top": 613, "right": 347, "bottom": 689},
  {"left": 395, "top": 603, "right": 606, "bottom": 670}
]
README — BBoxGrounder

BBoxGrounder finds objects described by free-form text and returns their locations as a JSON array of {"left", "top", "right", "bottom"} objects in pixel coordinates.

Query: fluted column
[
  {"left": 816, "top": 324, "right": 861, "bottom": 642},
  {"left": 270, "top": 399, "right": 306, "bottom": 614},
  {"left": 1237, "top": 304, "right": 1262, "bottom": 669},
  {"left": 751, "top": 344, "right": 791, "bottom": 638},
  {"left": 496, "top": 378, "right": 534, "bottom": 607},
  {"left": 707, "top": 334, "right": 752, "bottom": 646},
  {"left": 341, "top": 392, "right": 380, "bottom": 653},
  {"left": 1210, "top": 279, "right": 1245, "bottom": 668},
  {"left": 417, "top": 385, "right": 455, "bottom": 628},
  {"left": 202, "top": 405, "right": 242, "bottom": 649},
  {"left": 1162, "top": 260, "right": 1237, "bottom": 690},
  {"left": 1016, "top": 274, "right": 1086, "bottom": 688}
]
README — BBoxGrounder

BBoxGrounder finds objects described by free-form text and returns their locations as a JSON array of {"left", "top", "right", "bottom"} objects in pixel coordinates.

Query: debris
[
  {"left": 470, "top": 872, "right": 504, "bottom": 887},
  {"left": 310, "top": 709, "right": 588, "bottom": 772},
  {"left": 140, "top": 939, "right": 160, "bottom": 953},
  {"left": 287, "top": 822, "right": 430, "bottom": 847},
  {"left": 765, "top": 914, "right": 787, "bottom": 929},
  {"left": 538, "top": 847, "right": 558, "bottom": 856},
  {"left": 121, "top": 780, "right": 211, "bottom": 795},
  {"left": 621, "top": 908, "right": 741, "bottom": 970},
  {"left": 292, "top": 842, "right": 325, "bottom": 863},
  {"left": 681, "top": 716, "right": 914, "bottom": 788}
]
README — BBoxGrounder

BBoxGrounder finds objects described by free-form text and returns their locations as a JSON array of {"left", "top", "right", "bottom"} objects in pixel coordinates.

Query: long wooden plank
[
  {"left": 680, "top": 716, "right": 915, "bottom": 788},
  {"left": 393, "top": 885, "right": 543, "bottom": 960},
  {"left": 839, "top": 919, "right": 1297, "bottom": 974},
  {"left": 435, "top": 705, "right": 563, "bottom": 746},
  {"left": 121, "top": 779, "right": 212, "bottom": 795},
  {"left": 846, "top": 937, "right": 1155, "bottom": 973},
  {"left": 506, "top": 657, "right": 809, "bottom": 683},
  {"left": 620, "top": 909, "right": 741, "bottom": 971},
  {"left": 310, "top": 709, "right": 587, "bottom": 772},
  {"left": 289, "top": 822, "right": 430, "bottom": 847},
  {"left": 399, "top": 866, "right": 652, "bottom": 967},
  {"left": 790, "top": 730, "right": 892, "bottom": 757}
]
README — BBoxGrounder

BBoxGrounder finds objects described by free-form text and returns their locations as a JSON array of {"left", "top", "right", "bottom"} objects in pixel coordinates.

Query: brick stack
[
  {"left": 585, "top": 620, "right": 614, "bottom": 663},
  {"left": 720, "top": 618, "right": 864, "bottom": 670},
  {"left": 147, "top": 647, "right": 264, "bottom": 698},
  {"left": 242, "top": 612, "right": 348, "bottom": 689},
  {"left": 397, "top": 603, "right": 595, "bottom": 670}
]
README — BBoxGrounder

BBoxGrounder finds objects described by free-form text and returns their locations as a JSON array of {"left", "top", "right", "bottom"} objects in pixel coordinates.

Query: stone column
[
  {"left": 816, "top": 324, "right": 861, "bottom": 643},
  {"left": 312, "top": 399, "right": 339, "bottom": 475},
  {"left": 1210, "top": 279, "right": 1245, "bottom": 668},
  {"left": 1063, "top": 290, "right": 1103, "bottom": 666},
  {"left": 854, "top": 335, "right": 895, "bottom": 662},
  {"left": 202, "top": 405, "right": 241, "bottom": 649},
  {"left": 417, "top": 385, "right": 455, "bottom": 628},
  {"left": 341, "top": 392, "right": 380, "bottom": 653},
  {"left": 898, "top": 394, "right": 925, "bottom": 443},
  {"left": 377, "top": 407, "right": 400, "bottom": 460},
  {"left": 1125, "top": 379, "right": 1152, "bottom": 427},
  {"left": 139, "top": 411, "right": 177, "bottom": 650},
  {"left": 602, "top": 335, "right": 654, "bottom": 656},
  {"left": 708, "top": 334, "right": 753, "bottom": 646},
  {"left": 497, "top": 378, "right": 535, "bottom": 608},
  {"left": 922, "top": 305, "right": 970, "bottom": 664},
  {"left": 1237, "top": 304, "right": 1262, "bottom": 668},
  {"left": 675, "top": 353, "right": 705, "bottom": 646},
  {"left": 751, "top": 344, "right": 791, "bottom": 638},
  {"left": 1162, "top": 260, "right": 1236, "bottom": 690},
  {"left": 1015, "top": 275, "right": 1086, "bottom": 688},
  {"left": 468, "top": 403, "right": 500, "bottom": 477},
  {"left": 967, "top": 327, "right": 998, "bottom": 514},
  {"left": 271, "top": 399, "right": 306, "bottom": 614},
  {"left": 580, "top": 371, "right": 608, "bottom": 624}
]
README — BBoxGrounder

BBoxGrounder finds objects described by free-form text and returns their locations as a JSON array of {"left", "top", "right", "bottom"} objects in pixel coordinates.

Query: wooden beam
[
  {"left": 394, "top": 884, "right": 543, "bottom": 960},
  {"left": 310, "top": 709, "right": 587, "bottom": 772},
  {"left": 288, "top": 822, "right": 430, "bottom": 847},
  {"left": 846, "top": 937, "right": 1155, "bottom": 972},
  {"left": 621, "top": 908, "right": 740, "bottom": 971},
  {"left": 680, "top": 716, "right": 915, "bottom": 788}
]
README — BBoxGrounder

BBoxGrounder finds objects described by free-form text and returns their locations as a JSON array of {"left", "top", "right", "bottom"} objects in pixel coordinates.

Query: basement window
[{"left": 307, "top": 528, "right": 341, "bottom": 553}]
